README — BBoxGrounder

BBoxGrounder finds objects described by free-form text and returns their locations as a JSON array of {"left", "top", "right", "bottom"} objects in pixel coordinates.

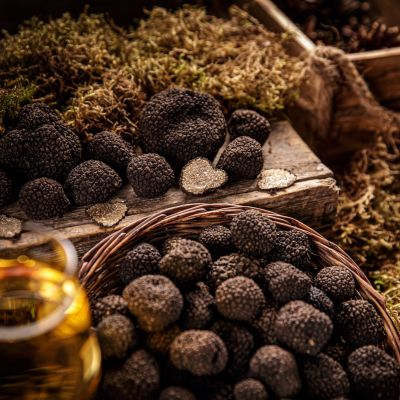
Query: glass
[{"left": 0, "top": 228, "right": 101, "bottom": 399}]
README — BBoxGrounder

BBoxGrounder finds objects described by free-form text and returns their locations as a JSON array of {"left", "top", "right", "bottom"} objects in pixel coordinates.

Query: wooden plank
[{"left": 0, "top": 121, "right": 338, "bottom": 257}]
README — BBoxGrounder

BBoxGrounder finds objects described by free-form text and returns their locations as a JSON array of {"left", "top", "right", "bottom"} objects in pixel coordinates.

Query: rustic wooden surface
[{"left": 0, "top": 121, "right": 338, "bottom": 258}]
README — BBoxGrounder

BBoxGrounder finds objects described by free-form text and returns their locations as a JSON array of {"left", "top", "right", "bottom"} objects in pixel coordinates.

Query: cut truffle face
[
  {"left": 228, "top": 109, "right": 271, "bottom": 145},
  {"left": 0, "top": 169, "right": 13, "bottom": 207},
  {"left": 315, "top": 266, "right": 355, "bottom": 302},
  {"left": 66, "top": 160, "right": 122, "bottom": 206},
  {"left": 198, "top": 225, "right": 232, "bottom": 259},
  {"left": 170, "top": 330, "right": 228, "bottom": 376},
  {"left": 216, "top": 136, "right": 263, "bottom": 181},
  {"left": 0, "top": 215, "right": 22, "bottom": 239},
  {"left": 17, "top": 103, "right": 59, "bottom": 131},
  {"left": 86, "top": 201, "right": 127, "bottom": 227},
  {"left": 19, "top": 177, "right": 70, "bottom": 219},
  {"left": 138, "top": 87, "right": 227, "bottom": 166},
  {"left": 92, "top": 294, "right": 129, "bottom": 326},
  {"left": 123, "top": 274, "right": 183, "bottom": 332},
  {"left": 180, "top": 157, "right": 228, "bottom": 196},
  {"left": 127, "top": 153, "right": 174, "bottom": 198}
]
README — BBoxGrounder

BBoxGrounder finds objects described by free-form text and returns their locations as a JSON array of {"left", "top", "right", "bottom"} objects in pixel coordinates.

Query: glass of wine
[{"left": 0, "top": 227, "right": 101, "bottom": 400}]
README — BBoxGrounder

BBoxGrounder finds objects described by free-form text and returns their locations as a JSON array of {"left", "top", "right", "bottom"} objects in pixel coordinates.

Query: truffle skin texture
[
  {"left": 233, "top": 379, "right": 268, "bottom": 400},
  {"left": 181, "top": 282, "right": 215, "bottom": 329},
  {"left": 19, "top": 177, "right": 70, "bottom": 219},
  {"left": 159, "top": 239, "right": 212, "bottom": 288},
  {"left": 138, "top": 88, "right": 227, "bottom": 166},
  {"left": 17, "top": 103, "right": 59, "bottom": 131},
  {"left": 97, "top": 315, "right": 136, "bottom": 360},
  {"left": 123, "top": 275, "right": 183, "bottom": 332},
  {"left": 251, "top": 302, "right": 279, "bottom": 345},
  {"left": 228, "top": 109, "right": 271, "bottom": 145},
  {"left": 230, "top": 210, "right": 277, "bottom": 257},
  {"left": 147, "top": 325, "right": 182, "bottom": 355},
  {"left": 302, "top": 354, "right": 350, "bottom": 399},
  {"left": 348, "top": 345, "right": 400, "bottom": 400},
  {"left": 127, "top": 153, "right": 174, "bottom": 198},
  {"left": 216, "top": 277, "right": 265, "bottom": 321},
  {"left": 92, "top": 294, "right": 129, "bottom": 325},
  {"left": 305, "top": 286, "right": 335, "bottom": 318},
  {"left": 315, "top": 266, "right": 355, "bottom": 302},
  {"left": 249, "top": 345, "right": 301, "bottom": 398},
  {"left": 170, "top": 330, "right": 228, "bottom": 376},
  {"left": 263, "top": 261, "right": 312, "bottom": 304},
  {"left": 268, "top": 230, "right": 311, "bottom": 269},
  {"left": 274, "top": 300, "right": 333, "bottom": 355},
  {"left": 217, "top": 136, "right": 263, "bottom": 181},
  {"left": 198, "top": 225, "right": 233, "bottom": 259},
  {"left": 0, "top": 123, "right": 81, "bottom": 180},
  {"left": 87, "top": 131, "right": 135, "bottom": 175},
  {"left": 118, "top": 243, "right": 161, "bottom": 286},
  {"left": 336, "top": 299, "right": 385, "bottom": 346},
  {"left": 0, "top": 169, "right": 13, "bottom": 207},
  {"left": 66, "top": 160, "right": 122, "bottom": 206},
  {"left": 159, "top": 386, "right": 196, "bottom": 400}
]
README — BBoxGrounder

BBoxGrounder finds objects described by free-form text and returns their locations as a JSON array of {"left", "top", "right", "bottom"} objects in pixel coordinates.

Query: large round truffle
[
  {"left": 198, "top": 225, "right": 232, "bottom": 259},
  {"left": 17, "top": 103, "right": 59, "bottom": 131},
  {"left": 315, "top": 266, "right": 355, "bottom": 302},
  {"left": 0, "top": 169, "right": 13, "bottom": 207},
  {"left": 233, "top": 379, "right": 268, "bottom": 400}
]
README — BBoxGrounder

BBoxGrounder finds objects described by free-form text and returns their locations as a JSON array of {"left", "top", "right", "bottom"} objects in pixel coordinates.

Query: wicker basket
[{"left": 79, "top": 202, "right": 400, "bottom": 362}]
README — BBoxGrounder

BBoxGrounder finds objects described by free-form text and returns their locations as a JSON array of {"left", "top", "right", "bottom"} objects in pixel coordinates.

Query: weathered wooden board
[{"left": 0, "top": 121, "right": 338, "bottom": 257}]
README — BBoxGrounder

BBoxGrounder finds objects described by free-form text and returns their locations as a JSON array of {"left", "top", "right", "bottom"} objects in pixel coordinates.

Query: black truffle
[
  {"left": 127, "top": 153, "right": 174, "bottom": 198},
  {"left": 138, "top": 88, "right": 227, "bottom": 166},
  {"left": 233, "top": 379, "right": 268, "bottom": 400},
  {"left": 274, "top": 300, "right": 333, "bottom": 355},
  {"left": 123, "top": 275, "right": 183, "bottom": 332},
  {"left": 217, "top": 136, "right": 263, "bottom": 181},
  {"left": 216, "top": 277, "right": 265, "bottom": 321},
  {"left": 228, "top": 109, "right": 271, "bottom": 145},
  {"left": 198, "top": 225, "right": 232, "bottom": 259},
  {"left": 336, "top": 299, "right": 385, "bottom": 346},
  {"left": 170, "top": 330, "right": 228, "bottom": 376},
  {"left": 162, "top": 235, "right": 185, "bottom": 254},
  {"left": 305, "top": 285, "right": 335, "bottom": 318},
  {"left": 17, "top": 103, "right": 59, "bottom": 131},
  {"left": 92, "top": 294, "right": 129, "bottom": 325},
  {"left": 159, "top": 239, "right": 212, "bottom": 288},
  {"left": 159, "top": 386, "right": 196, "bottom": 400},
  {"left": 230, "top": 210, "right": 277, "bottom": 257},
  {"left": 263, "top": 261, "right": 312, "bottom": 304},
  {"left": 66, "top": 160, "right": 122, "bottom": 206},
  {"left": 315, "top": 266, "right": 355, "bottom": 302},
  {"left": 118, "top": 243, "right": 161, "bottom": 286},
  {"left": 251, "top": 301, "right": 279, "bottom": 345},
  {"left": 249, "top": 345, "right": 301, "bottom": 398},
  {"left": 348, "top": 345, "right": 400, "bottom": 400},
  {"left": 19, "top": 177, "right": 70, "bottom": 219},
  {"left": 147, "top": 325, "right": 182, "bottom": 356},
  {"left": 302, "top": 354, "right": 350, "bottom": 399},
  {"left": 323, "top": 343, "right": 351, "bottom": 367},
  {"left": 0, "top": 169, "right": 13, "bottom": 207},
  {"left": 87, "top": 130, "right": 135, "bottom": 175}
]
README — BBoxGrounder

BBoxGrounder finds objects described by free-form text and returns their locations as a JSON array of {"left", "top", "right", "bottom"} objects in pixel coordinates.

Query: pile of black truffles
[{"left": 92, "top": 210, "right": 399, "bottom": 400}]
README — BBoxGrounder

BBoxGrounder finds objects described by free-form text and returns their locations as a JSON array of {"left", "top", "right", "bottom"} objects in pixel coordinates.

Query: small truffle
[
  {"left": 127, "top": 154, "right": 174, "bottom": 198},
  {"left": 305, "top": 286, "right": 335, "bottom": 318},
  {"left": 348, "top": 345, "right": 400, "bottom": 400},
  {"left": 17, "top": 103, "right": 59, "bottom": 131},
  {"left": 251, "top": 301, "right": 279, "bottom": 345},
  {"left": 118, "top": 243, "right": 161, "bottom": 286},
  {"left": 86, "top": 201, "right": 127, "bottom": 227},
  {"left": 217, "top": 136, "right": 263, "bottom": 181},
  {"left": 0, "top": 169, "right": 13, "bottom": 207},
  {"left": 249, "top": 345, "right": 301, "bottom": 398},
  {"left": 233, "top": 379, "right": 268, "bottom": 400},
  {"left": 159, "top": 239, "right": 212, "bottom": 288},
  {"left": 159, "top": 386, "right": 196, "bottom": 400},
  {"left": 263, "top": 261, "right": 312, "bottom": 304},
  {"left": 0, "top": 215, "right": 22, "bottom": 239},
  {"left": 147, "top": 325, "right": 182, "bottom": 355},
  {"left": 257, "top": 169, "right": 296, "bottom": 192},
  {"left": 66, "top": 160, "right": 122, "bottom": 206},
  {"left": 274, "top": 300, "right": 333, "bottom": 355},
  {"left": 198, "top": 225, "right": 232, "bottom": 259},
  {"left": 315, "top": 266, "right": 355, "bottom": 302},
  {"left": 230, "top": 210, "right": 277, "bottom": 257},
  {"left": 336, "top": 299, "right": 385, "bottom": 346},
  {"left": 19, "top": 177, "right": 70, "bottom": 219},
  {"left": 216, "top": 277, "right": 265, "bottom": 321},
  {"left": 92, "top": 294, "right": 129, "bottom": 326},
  {"left": 170, "top": 330, "right": 228, "bottom": 376},
  {"left": 123, "top": 275, "right": 183, "bottom": 332},
  {"left": 162, "top": 235, "right": 185, "bottom": 254},
  {"left": 180, "top": 158, "right": 228, "bottom": 196}
]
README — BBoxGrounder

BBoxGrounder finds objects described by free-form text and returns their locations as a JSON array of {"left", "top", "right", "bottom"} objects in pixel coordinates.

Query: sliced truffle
[
  {"left": 0, "top": 215, "right": 22, "bottom": 239},
  {"left": 198, "top": 225, "right": 232, "bottom": 259},
  {"left": 19, "top": 177, "right": 70, "bottom": 219},
  {"left": 230, "top": 210, "right": 277, "bottom": 257},
  {"left": 251, "top": 301, "right": 279, "bottom": 345},
  {"left": 217, "top": 136, "right": 263, "bottom": 181},
  {"left": 66, "top": 160, "right": 122, "bottom": 206},
  {"left": 170, "top": 330, "right": 228, "bottom": 376},
  {"left": 97, "top": 314, "right": 136, "bottom": 360},
  {"left": 180, "top": 158, "right": 228, "bottom": 196},
  {"left": 138, "top": 88, "right": 227, "bottom": 166},
  {"left": 86, "top": 201, "right": 127, "bottom": 227},
  {"left": 257, "top": 168, "right": 296, "bottom": 192},
  {"left": 348, "top": 345, "right": 400, "bottom": 400},
  {"left": 123, "top": 275, "right": 183, "bottom": 332},
  {"left": 274, "top": 300, "right": 333, "bottom": 355},
  {"left": 159, "top": 386, "right": 196, "bottom": 400},
  {"left": 118, "top": 243, "right": 161, "bottom": 286},
  {"left": 147, "top": 325, "right": 182, "bottom": 356},
  {"left": 17, "top": 103, "right": 59, "bottom": 131},
  {"left": 249, "top": 345, "right": 301, "bottom": 398},
  {"left": 216, "top": 277, "right": 265, "bottom": 321},
  {"left": 0, "top": 169, "right": 13, "bottom": 207},
  {"left": 159, "top": 239, "right": 212, "bottom": 288},
  {"left": 233, "top": 379, "right": 268, "bottom": 400},
  {"left": 127, "top": 153, "right": 174, "bottom": 198},
  {"left": 315, "top": 266, "right": 355, "bottom": 302},
  {"left": 336, "top": 299, "right": 385, "bottom": 346},
  {"left": 305, "top": 285, "right": 335, "bottom": 318},
  {"left": 92, "top": 294, "right": 129, "bottom": 326},
  {"left": 263, "top": 261, "right": 312, "bottom": 304}
]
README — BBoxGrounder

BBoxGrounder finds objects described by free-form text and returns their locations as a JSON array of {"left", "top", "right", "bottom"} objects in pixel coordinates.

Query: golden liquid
[{"left": 0, "top": 258, "right": 101, "bottom": 400}]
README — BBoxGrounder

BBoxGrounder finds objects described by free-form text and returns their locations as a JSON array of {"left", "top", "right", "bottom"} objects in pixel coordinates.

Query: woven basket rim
[{"left": 79, "top": 202, "right": 400, "bottom": 362}]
